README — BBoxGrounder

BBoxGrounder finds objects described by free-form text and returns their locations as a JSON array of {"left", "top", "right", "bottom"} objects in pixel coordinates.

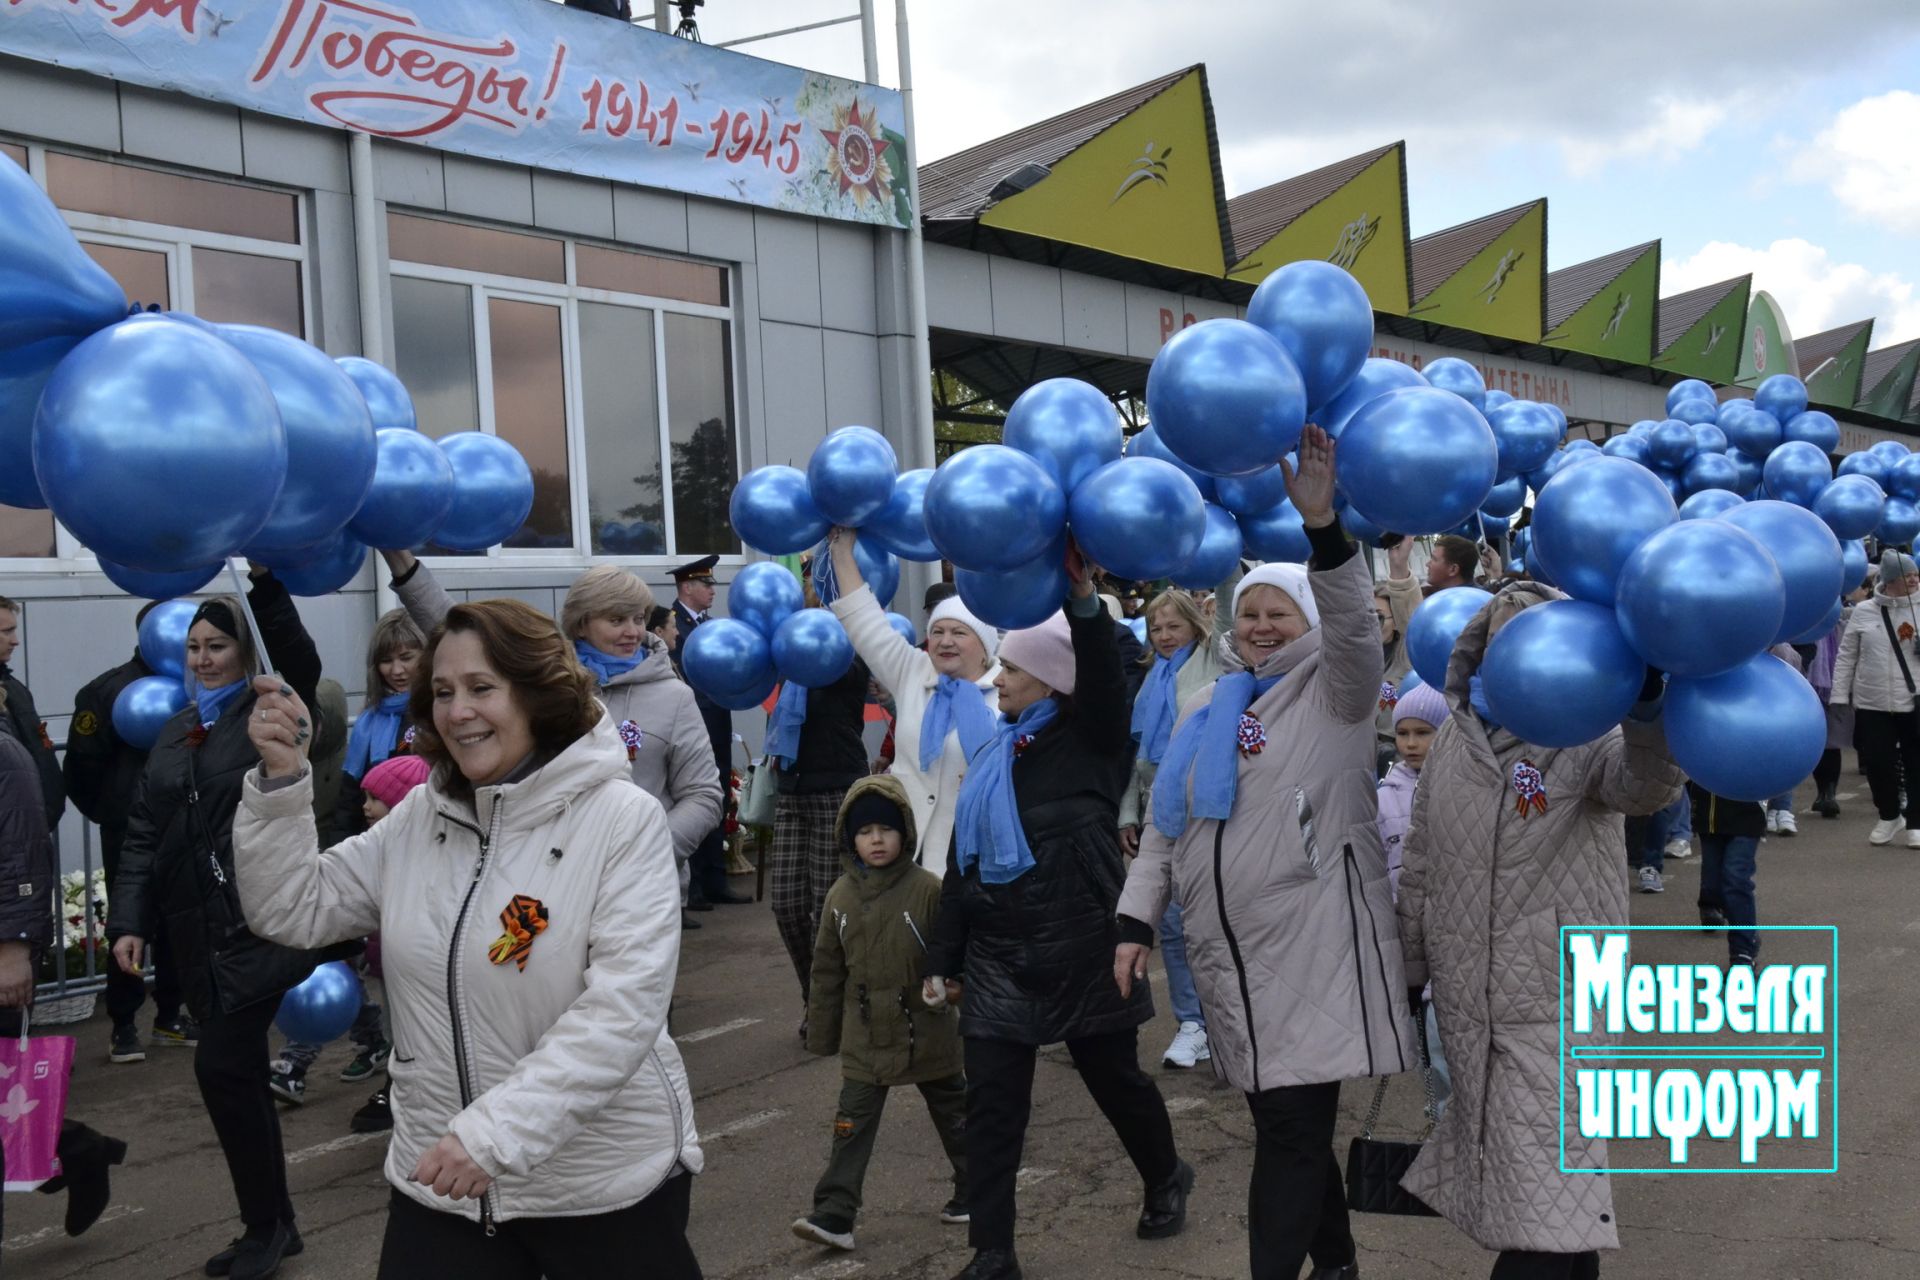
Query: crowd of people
[{"left": 0, "top": 421, "right": 1892, "bottom": 1279}]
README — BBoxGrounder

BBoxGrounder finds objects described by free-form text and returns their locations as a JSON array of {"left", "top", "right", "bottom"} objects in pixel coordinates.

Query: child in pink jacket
[{"left": 1377, "top": 678, "right": 1452, "bottom": 1112}]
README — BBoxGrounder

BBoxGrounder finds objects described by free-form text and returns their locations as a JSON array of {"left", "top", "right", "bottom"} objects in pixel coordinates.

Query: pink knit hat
[
  {"left": 997, "top": 611, "right": 1077, "bottom": 697},
  {"left": 362, "top": 754, "right": 431, "bottom": 808}
]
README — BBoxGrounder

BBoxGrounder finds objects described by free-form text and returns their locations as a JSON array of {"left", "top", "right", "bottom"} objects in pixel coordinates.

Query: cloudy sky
[{"left": 651, "top": 0, "right": 1920, "bottom": 345}]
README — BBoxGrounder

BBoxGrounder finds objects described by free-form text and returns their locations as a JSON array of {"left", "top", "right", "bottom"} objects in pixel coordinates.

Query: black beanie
[
  {"left": 843, "top": 789, "right": 906, "bottom": 848},
  {"left": 190, "top": 599, "right": 240, "bottom": 640}
]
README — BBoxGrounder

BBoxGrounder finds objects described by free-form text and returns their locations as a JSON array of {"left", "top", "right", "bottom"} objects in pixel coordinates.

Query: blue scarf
[
  {"left": 189, "top": 676, "right": 248, "bottom": 730},
  {"left": 345, "top": 690, "right": 411, "bottom": 778},
  {"left": 764, "top": 681, "right": 808, "bottom": 770},
  {"left": 1130, "top": 643, "right": 1193, "bottom": 765},
  {"left": 1469, "top": 673, "right": 1501, "bottom": 730},
  {"left": 1151, "top": 671, "right": 1282, "bottom": 838},
  {"left": 573, "top": 639, "right": 645, "bottom": 687},
  {"left": 919, "top": 675, "right": 998, "bottom": 773},
  {"left": 954, "top": 698, "right": 1060, "bottom": 884}
]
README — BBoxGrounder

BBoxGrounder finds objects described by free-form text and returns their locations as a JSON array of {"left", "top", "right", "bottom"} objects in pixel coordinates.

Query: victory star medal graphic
[{"left": 821, "top": 99, "right": 893, "bottom": 205}]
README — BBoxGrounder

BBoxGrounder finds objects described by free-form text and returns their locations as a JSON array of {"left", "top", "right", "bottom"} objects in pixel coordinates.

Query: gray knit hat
[{"left": 1879, "top": 551, "right": 1917, "bottom": 585}]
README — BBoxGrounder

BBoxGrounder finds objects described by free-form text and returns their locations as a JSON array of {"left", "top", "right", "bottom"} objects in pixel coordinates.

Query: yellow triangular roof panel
[{"left": 1226, "top": 143, "right": 1411, "bottom": 314}]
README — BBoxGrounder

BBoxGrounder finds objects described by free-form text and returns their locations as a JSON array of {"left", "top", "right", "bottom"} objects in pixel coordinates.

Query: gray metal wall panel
[
  {"left": 0, "top": 56, "right": 121, "bottom": 153},
  {"left": 871, "top": 232, "right": 913, "bottom": 338},
  {"left": 1062, "top": 272, "right": 1127, "bottom": 354},
  {"left": 817, "top": 222, "right": 877, "bottom": 335},
  {"left": 531, "top": 171, "right": 615, "bottom": 239},
  {"left": 924, "top": 243, "right": 992, "bottom": 336},
  {"left": 1181, "top": 295, "right": 1237, "bottom": 327},
  {"left": 612, "top": 186, "right": 690, "bottom": 253},
  {"left": 824, "top": 330, "right": 883, "bottom": 430},
  {"left": 759, "top": 321, "right": 828, "bottom": 460},
  {"left": 119, "top": 86, "right": 243, "bottom": 174},
  {"left": 989, "top": 257, "right": 1065, "bottom": 348},
  {"left": 734, "top": 261, "right": 768, "bottom": 467},
  {"left": 752, "top": 212, "right": 821, "bottom": 327},
  {"left": 444, "top": 155, "right": 535, "bottom": 225},
  {"left": 239, "top": 112, "right": 349, "bottom": 194},
  {"left": 372, "top": 140, "right": 445, "bottom": 210},
  {"left": 1124, "top": 284, "right": 1183, "bottom": 360},
  {"left": 309, "top": 189, "right": 363, "bottom": 355},
  {"left": 686, "top": 198, "right": 755, "bottom": 262}
]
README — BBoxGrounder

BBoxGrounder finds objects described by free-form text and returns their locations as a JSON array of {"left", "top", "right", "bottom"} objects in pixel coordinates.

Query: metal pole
[
  {"left": 894, "top": 0, "right": 936, "bottom": 474},
  {"left": 716, "top": 13, "right": 862, "bottom": 48},
  {"left": 351, "top": 129, "right": 401, "bottom": 623},
  {"left": 858, "top": 0, "right": 880, "bottom": 82},
  {"left": 653, "top": 1, "right": 672, "bottom": 34}
]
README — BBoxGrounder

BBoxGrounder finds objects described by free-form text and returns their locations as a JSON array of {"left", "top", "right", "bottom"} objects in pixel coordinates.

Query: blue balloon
[
  {"left": 275, "top": 530, "right": 368, "bottom": 597},
  {"left": 434, "top": 433, "right": 534, "bottom": 550},
  {"left": 1726, "top": 449, "right": 1764, "bottom": 494},
  {"left": 1128, "top": 616, "right": 1148, "bottom": 644},
  {"left": 1655, "top": 470, "right": 1686, "bottom": 502},
  {"left": 1720, "top": 404, "right": 1782, "bottom": 459},
  {"left": 1488, "top": 401, "right": 1562, "bottom": 477},
  {"left": 1668, "top": 398, "right": 1720, "bottom": 427},
  {"left": 34, "top": 317, "right": 286, "bottom": 572},
  {"left": 1068, "top": 458, "right": 1206, "bottom": 581},
  {"left": 1525, "top": 445, "right": 1604, "bottom": 494},
  {"left": 1691, "top": 423, "right": 1729, "bottom": 455},
  {"left": 1235, "top": 498, "right": 1312, "bottom": 562},
  {"left": 1524, "top": 530, "right": 1556, "bottom": 585},
  {"left": 771, "top": 608, "right": 856, "bottom": 688},
  {"left": 348, "top": 428, "right": 455, "bottom": 550},
  {"left": 1666, "top": 379, "right": 1715, "bottom": 414},
  {"left": 807, "top": 425, "right": 897, "bottom": 526},
  {"left": 1883, "top": 453, "right": 1920, "bottom": 501},
  {"left": 729, "top": 561, "right": 804, "bottom": 639},
  {"left": 1531, "top": 457, "right": 1675, "bottom": 604},
  {"left": 1125, "top": 424, "right": 1217, "bottom": 500},
  {"left": 1754, "top": 374, "right": 1809, "bottom": 427},
  {"left": 1813, "top": 474, "right": 1886, "bottom": 540},
  {"left": 1678, "top": 489, "right": 1745, "bottom": 521},
  {"left": 1718, "top": 500, "right": 1844, "bottom": 643},
  {"left": 1841, "top": 539, "right": 1869, "bottom": 594},
  {"left": 711, "top": 670, "right": 779, "bottom": 713},
  {"left": 0, "top": 335, "right": 86, "bottom": 508},
  {"left": 1171, "top": 504, "right": 1244, "bottom": 589},
  {"left": 1789, "top": 595, "right": 1845, "bottom": 645},
  {"left": 885, "top": 612, "right": 918, "bottom": 646},
  {"left": 1836, "top": 450, "right": 1888, "bottom": 484},
  {"left": 683, "top": 617, "right": 774, "bottom": 702},
  {"left": 1564, "top": 438, "right": 1602, "bottom": 456},
  {"left": 1664, "top": 655, "right": 1825, "bottom": 802},
  {"left": 1147, "top": 319, "right": 1306, "bottom": 477},
  {"left": 1647, "top": 419, "right": 1697, "bottom": 469},
  {"left": 111, "top": 675, "right": 189, "bottom": 751},
  {"left": 1480, "top": 475, "right": 1527, "bottom": 519},
  {"left": 1215, "top": 466, "right": 1289, "bottom": 517},
  {"left": 1628, "top": 419, "right": 1659, "bottom": 437},
  {"left": 1681, "top": 452, "right": 1741, "bottom": 496},
  {"left": 220, "top": 326, "right": 377, "bottom": 553},
  {"left": 1870, "top": 439, "right": 1911, "bottom": 465},
  {"left": 1615, "top": 521, "right": 1784, "bottom": 678},
  {"left": 335, "top": 356, "right": 417, "bottom": 432},
  {"left": 1245, "top": 261, "right": 1374, "bottom": 413},
  {"left": 1601, "top": 432, "right": 1653, "bottom": 466},
  {"left": 1782, "top": 410, "right": 1839, "bottom": 455},
  {"left": 1880, "top": 496, "right": 1920, "bottom": 546},
  {"left": 1422, "top": 357, "right": 1486, "bottom": 411},
  {"left": 1002, "top": 378, "right": 1123, "bottom": 495},
  {"left": 816, "top": 531, "right": 899, "bottom": 609},
  {"left": 1313, "top": 357, "right": 1427, "bottom": 439},
  {"left": 924, "top": 445, "right": 1065, "bottom": 572},
  {"left": 1483, "top": 389, "right": 1515, "bottom": 411},
  {"left": 1762, "top": 440, "right": 1832, "bottom": 507},
  {"left": 136, "top": 599, "right": 197, "bottom": 679},
  {"left": 99, "top": 557, "right": 220, "bottom": 601},
  {"left": 1340, "top": 504, "right": 1391, "bottom": 548},
  {"left": 730, "top": 465, "right": 830, "bottom": 556},
  {"left": 1337, "top": 387, "right": 1499, "bottom": 535},
  {"left": 1451, "top": 513, "right": 1486, "bottom": 542},
  {"left": 1480, "top": 600, "right": 1647, "bottom": 748},
  {"left": 1406, "top": 587, "right": 1493, "bottom": 690},
  {"left": 955, "top": 535, "right": 1069, "bottom": 631},
  {"left": 863, "top": 468, "right": 941, "bottom": 563},
  {"left": 276, "top": 960, "right": 364, "bottom": 1044}
]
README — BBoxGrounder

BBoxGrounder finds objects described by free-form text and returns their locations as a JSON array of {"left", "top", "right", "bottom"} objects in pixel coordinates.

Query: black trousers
[
  {"left": 1244, "top": 1081, "right": 1353, "bottom": 1280},
  {"left": 1813, "top": 747, "right": 1841, "bottom": 792},
  {"left": 100, "top": 824, "right": 182, "bottom": 1029},
  {"left": 376, "top": 1174, "right": 702, "bottom": 1279},
  {"left": 195, "top": 993, "right": 293, "bottom": 1229},
  {"left": 964, "top": 1028, "right": 1178, "bottom": 1252},
  {"left": 1491, "top": 1249, "right": 1600, "bottom": 1279},
  {"left": 1854, "top": 709, "right": 1920, "bottom": 823}
]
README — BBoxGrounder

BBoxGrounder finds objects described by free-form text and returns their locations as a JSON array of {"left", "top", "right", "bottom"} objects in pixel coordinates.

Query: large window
[
  {"left": 388, "top": 211, "right": 739, "bottom": 559},
  {"left": 0, "top": 143, "right": 310, "bottom": 561}
]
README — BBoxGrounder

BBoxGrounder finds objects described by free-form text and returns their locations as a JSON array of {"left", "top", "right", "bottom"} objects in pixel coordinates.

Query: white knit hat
[
  {"left": 927, "top": 596, "right": 999, "bottom": 660},
  {"left": 1231, "top": 563, "right": 1320, "bottom": 630}
]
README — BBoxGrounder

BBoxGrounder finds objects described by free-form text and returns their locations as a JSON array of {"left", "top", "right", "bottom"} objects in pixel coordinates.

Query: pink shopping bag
[{"left": 1, "top": 1012, "right": 76, "bottom": 1190}]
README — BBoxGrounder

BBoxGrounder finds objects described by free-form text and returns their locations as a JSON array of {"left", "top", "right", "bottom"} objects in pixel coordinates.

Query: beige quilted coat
[
  {"left": 1119, "top": 552, "right": 1417, "bottom": 1092},
  {"left": 1395, "top": 585, "right": 1681, "bottom": 1253}
]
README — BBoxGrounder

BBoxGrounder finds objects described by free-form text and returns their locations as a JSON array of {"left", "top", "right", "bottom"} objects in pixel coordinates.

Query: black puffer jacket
[
  {"left": 107, "top": 573, "right": 323, "bottom": 1021},
  {"left": 62, "top": 651, "right": 154, "bottom": 836},
  {"left": 925, "top": 599, "right": 1151, "bottom": 1044},
  {"left": 1686, "top": 779, "right": 1767, "bottom": 839},
  {"left": 0, "top": 713, "right": 54, "bottom": 948}
]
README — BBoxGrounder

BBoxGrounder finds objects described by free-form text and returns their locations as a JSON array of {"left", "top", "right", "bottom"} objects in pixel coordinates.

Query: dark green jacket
[{"left": 805, "top": 775, "right": 963, "bottom": 1084}]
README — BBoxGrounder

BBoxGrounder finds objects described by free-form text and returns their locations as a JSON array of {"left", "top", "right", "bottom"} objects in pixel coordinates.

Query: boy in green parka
[{"left": 791, "top": 774, "right": 968, "bottom": 1252}]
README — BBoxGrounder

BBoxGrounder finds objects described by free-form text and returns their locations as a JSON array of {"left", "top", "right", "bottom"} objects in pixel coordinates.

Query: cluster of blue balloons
[
  {"left": 0, "top": 153, "right": 534, "bottom": 601},
  {"left": 109, "top": 600, "right": 197, "bottom": 749},
  {"left": 683, "top": 559, "right": 889, "bottom": 708}
]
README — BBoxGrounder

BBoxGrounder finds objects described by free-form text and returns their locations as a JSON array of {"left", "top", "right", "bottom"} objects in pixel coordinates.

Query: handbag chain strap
[{"left": 1359, "top": 1008, "right": 1438, "bottom": 1140}]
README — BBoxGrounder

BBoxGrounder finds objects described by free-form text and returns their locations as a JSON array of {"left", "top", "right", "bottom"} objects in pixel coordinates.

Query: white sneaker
[
  {"left": 1906, "top": 829, "right": 1920, "bottom": 850},
  {"left": 1637, "top": 866, "right": 1665, "bottom": 894},
  {"left": 1870, "top": 817, "right": 1902, "bottom": 845},
  {"left": 1663, "top": 837, "right": 1692, "bottom": 860},
  {"left": 1161, "top": 1021, "right": 1210, "bottom": 1069},
  {"left": 1774, "top": 810, "right": 1797, "bottom": 836},
  {"left": 792, "top": 1216, "right": 855, "bottom": 1251},
  {"left": 1764, "top": 810, "right": 1780, "bottom": 834}
]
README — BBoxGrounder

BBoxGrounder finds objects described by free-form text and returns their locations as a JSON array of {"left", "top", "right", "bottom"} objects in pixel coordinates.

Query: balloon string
[
  {"left": 225, "top": 558, "right": 277, "bottom": 680},
  {"left": 813, "top": 547, "right": 838, "bottom": 607}
]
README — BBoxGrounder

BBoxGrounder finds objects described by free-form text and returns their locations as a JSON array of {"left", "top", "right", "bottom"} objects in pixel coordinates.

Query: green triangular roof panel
[
  {"left": 1736, "top": 291, "right": 1798, "bottom": 388},
  {"left": 1543, "top": 241, "right": 1659, "bottom": 363},
  {"left": 1407, "top": 200, "right": 1546, "bottom": 344},
  {"left": 1859, "top": 339, "right": 1920, "bottom": 420},
  {"left": 1654, "top": 275, "right": 1750, "bottom": 384},
  {"left": 1797, "top": 319, "right": 1874, "bottom": 409},
  {"left": 1225, "top": 142, "right": 1411, "bottom": 312}
]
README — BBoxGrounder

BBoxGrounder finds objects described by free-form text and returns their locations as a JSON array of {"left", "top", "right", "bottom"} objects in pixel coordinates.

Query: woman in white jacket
[
  {"left": 1831, "top": 549, "right": 1920, "bottom": 847},
  {"left": 231, "top": 599, "right": 702, "bottom": 1279},
  {"left": 827, "top": 531, "right": 1000, "bottom": 872}
]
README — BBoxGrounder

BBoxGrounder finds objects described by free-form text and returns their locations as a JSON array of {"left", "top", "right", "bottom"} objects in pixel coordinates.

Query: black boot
[
  {"left": 951, "top": 1249, "right": 1022, "bottom": 1280},
  {"left": 1306, "top": 1264, "right": 1360, "bottom": 1280},
  {"left": 1136, "top": 1158, "right": 1194, "bottom": 1240},
  {"left": 37, "top": 1123, "right": 127, "bottom": 1237},
  {"left": 1815, "top": 783, "right": 1840, "bottom": 818}
]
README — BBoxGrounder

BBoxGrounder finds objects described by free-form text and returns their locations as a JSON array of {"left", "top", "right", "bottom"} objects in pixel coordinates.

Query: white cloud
[
  {"left": 1792, "top": 90, "right": 1920, "bottom": 234},
  {"left": 1663, "top": 238, "right": 1920, "bottom": 345},
  {"left": 1560, "top": 99, "right": 1729, "bottom": 177}
]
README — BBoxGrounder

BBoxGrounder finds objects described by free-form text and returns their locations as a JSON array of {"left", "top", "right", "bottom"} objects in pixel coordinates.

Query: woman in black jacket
[
  {"left": 108, "top": 566, "right": 322, "bottom": 1280},
  {"left": 922, "top": 541, "right": 1190, "bottom": 1280}
]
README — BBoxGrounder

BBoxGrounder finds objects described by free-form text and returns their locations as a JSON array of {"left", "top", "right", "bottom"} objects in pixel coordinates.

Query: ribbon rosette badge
[
  {"left": 1378, "top": 681, "right": 1399, "bottom": 713},
  {"left": 1511, "top": 759, "right": 1549, "bottom": 817},
  {"left": 487, "top": 894, "right": 550, "bottom": 972},
  {"left": 1237, "top": 712, "right": 1268, "bottom": 756},
  {"left": 618, "top": 718, "right": 644, "bottom": 761},
  {"left": 1012, "top": 733, "right": 1036, "bottom": 758}
]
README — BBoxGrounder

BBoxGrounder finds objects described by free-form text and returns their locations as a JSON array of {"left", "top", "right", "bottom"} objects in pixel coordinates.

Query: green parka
[{"left": 805, "top": 775, "right": 963, "bottom": 1085}]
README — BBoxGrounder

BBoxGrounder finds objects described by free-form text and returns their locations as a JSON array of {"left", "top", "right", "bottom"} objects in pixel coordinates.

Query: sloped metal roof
[
  {"left": 1794, "top": 318, "right": 1873, "bottom": 373},
  {"left": 1409, "top": 202, "right": 1538, "bottom": 305},
  {"left": 1861, "top": 338, "right": 1920, "bottom": 399},
  {"left": 1226, "top": 142, "right": 1398, "bottom": 262},
  {"left": 1656, "top": 275, "right": 1748, "bottom": 355},
  {"left": 1545, "top": 241, "right": 1658, "bottom": 333}
]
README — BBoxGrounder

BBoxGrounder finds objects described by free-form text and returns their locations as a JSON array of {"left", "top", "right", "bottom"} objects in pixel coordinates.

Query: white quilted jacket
[
  {"left": 232, "top": 711, "right": 703, "bottom": 1225},
  {"left": 1830, "top": 589, "right": 1920, "bottom": 713}
]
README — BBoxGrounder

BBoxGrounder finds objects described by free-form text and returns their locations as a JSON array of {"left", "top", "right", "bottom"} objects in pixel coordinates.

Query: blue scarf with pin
[
  {"left": 953, "top": 698, "right": 1059, "bottom": 884},
  {"left": 1151, "top": 670, "right": 1282, "bottom": 838},
  {"left": 919, "top": 675, "right": 998, "bottom": 773},
  {"left": 573, "top": 640, "right": 645, "bottom": 687},
  {"left": 1130, "top": 643, "right": 1193, "bottom": 765},
  {"left": 764, "top": 681, "right": 808, "bottom": 770},
  {"left": 345, "top": 690, "right": 411, "bottom": 778},
  {"left": 188, "top": 676, "right": 249, "bottom": 730}
]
